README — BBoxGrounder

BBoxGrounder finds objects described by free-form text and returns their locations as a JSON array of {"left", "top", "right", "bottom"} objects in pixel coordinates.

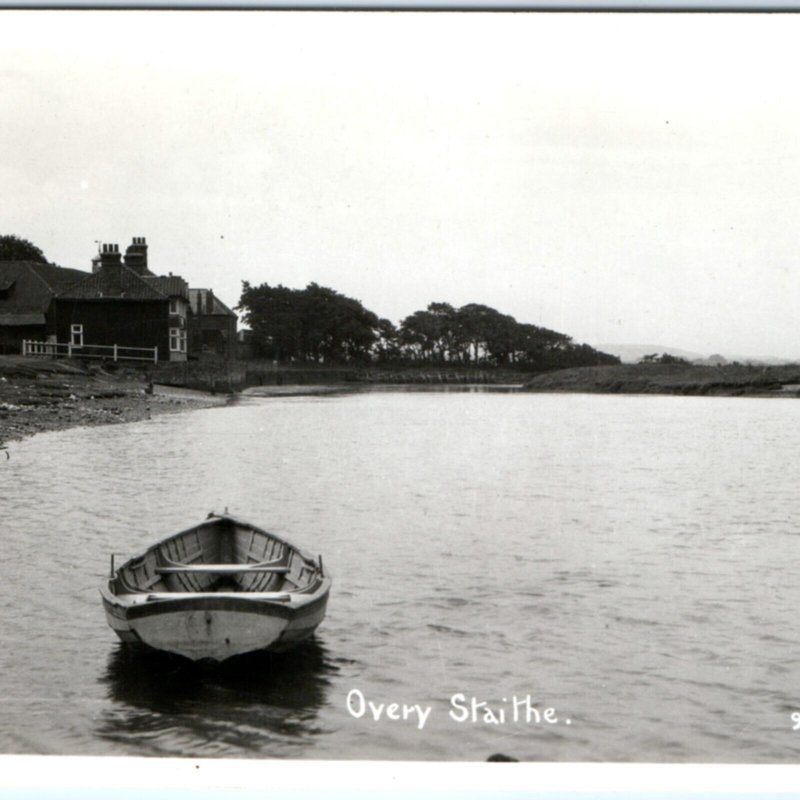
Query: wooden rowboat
[{"left": 100, "top": 512, "right": 331, "bottom": 662}]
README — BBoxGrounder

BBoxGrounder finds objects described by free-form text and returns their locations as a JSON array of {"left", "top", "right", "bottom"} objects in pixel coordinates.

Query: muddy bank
[
  {"left": 524, "top": 363, "right": 800, "bottom": 397},
  {"left": 0, "top": 357, "right": 229, "bottom": 448}
]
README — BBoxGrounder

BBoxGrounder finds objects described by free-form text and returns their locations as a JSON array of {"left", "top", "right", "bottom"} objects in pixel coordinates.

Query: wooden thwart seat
[
  {"left": 155, "top": 549, "right": 290, "bottom": 576},
  {"left": 145, "top": 591, "right": 292, "bottom": 602},
  {"left": 156, "top": 563, "right": 289, "bottom": 575}
]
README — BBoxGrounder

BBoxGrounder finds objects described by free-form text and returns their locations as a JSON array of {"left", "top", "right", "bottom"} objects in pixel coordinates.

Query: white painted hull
[
  {"left": 102, "top": 592, "right": 329, "bottom": 662},
  {"left": 100, "top": 512, "right": 332, "bottom": 662},
  {"left": 132, "top": 607, "right": 288, "bottom": 661}
]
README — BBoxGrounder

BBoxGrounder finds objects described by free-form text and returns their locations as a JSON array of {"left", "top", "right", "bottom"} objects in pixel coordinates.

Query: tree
[
  {"left": 237, "top": 281, "right": 380, "bottom": 364},
  {"left": 0, "top": 235, "right": 48, "bottom": 263},
  {"left": 298, "top": 283, "right": 380, "bottom": 363},
  {"left": 456, "top": 303, "right": 509, "bottom": 364},
  {"left": 237, "top": 281, "right": 303, "bottom": 361},
  {"left": 373, "top": 318, "right": 401, "bottom": 363},
  {"left": 398, "top": 309, "right": 440, "bottom": 362}
]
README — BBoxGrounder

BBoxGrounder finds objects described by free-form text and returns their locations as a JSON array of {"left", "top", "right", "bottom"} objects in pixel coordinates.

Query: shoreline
[
  {"left": 0, "top": 358, "right": 229, "bottom": 449},
  {"left": 6, "top": 357, "right": 800, "bottom": 450}
]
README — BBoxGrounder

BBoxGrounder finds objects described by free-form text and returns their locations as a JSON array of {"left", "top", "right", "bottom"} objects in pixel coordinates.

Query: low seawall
[{"left": 153, "top": 361, "right": 530, "bottom": 392}]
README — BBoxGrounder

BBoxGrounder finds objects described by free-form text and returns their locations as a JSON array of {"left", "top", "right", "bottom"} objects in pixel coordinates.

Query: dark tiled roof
[
  {"left": 0, "top": 261, "right": 90, "bottom": 319},
  {"left": 188, "top": 288, "right": 237, "bottom": 317},
  {"left": 27, "top": 262, "right": 90, "bottom": 293},
  {"left": 143, "top": 275, "right": 189, "bottom": 299},
  {"left": 57, "top": 263, "right": 167, "bottom": 301}
]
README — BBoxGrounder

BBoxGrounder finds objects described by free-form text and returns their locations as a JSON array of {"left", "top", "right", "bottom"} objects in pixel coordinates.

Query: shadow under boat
[{"left": 96, "top": 638, "right": 336, "bottom": 755}]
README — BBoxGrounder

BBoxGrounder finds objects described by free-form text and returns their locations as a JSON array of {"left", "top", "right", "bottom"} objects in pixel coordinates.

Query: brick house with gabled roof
[
  {"left": 11, "top": 236, "right": 234, "bottom": 363},
  {"left": 0, "top": 261, "right": 89, "bottom": 353},
  {"left": 49, "top": 238, "right": 195, "bottom": 362},
  {"left": 50, "top": 243, "right": 175, "bottom": 361}
]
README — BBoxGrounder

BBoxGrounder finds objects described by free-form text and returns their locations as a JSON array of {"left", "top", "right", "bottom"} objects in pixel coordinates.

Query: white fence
[{"left": 22, "top": 340, "right": 158, "bottom": 364}]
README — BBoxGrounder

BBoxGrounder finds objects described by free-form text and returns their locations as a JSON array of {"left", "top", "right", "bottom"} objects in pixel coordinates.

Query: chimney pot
[
  {"left": 124, "top": 236, "right": 149, "bottom": 275},
  {"left": 97, "top": 242, "right": 122, "bottom": 269}
]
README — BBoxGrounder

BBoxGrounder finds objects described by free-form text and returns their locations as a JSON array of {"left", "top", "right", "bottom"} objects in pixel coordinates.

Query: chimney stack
[
  {"left": 124, "top": 236, "right": 149, "bottom": 275},
  {"left": 93, "top": 243, "right": 121, "bottom": 273}
]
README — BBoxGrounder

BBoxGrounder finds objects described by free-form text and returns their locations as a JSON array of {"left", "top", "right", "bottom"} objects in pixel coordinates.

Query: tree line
[
  {"left": 238, "top": 281, "right": 619, "bottom": 370},
  {"left": 0, "top": 234, "right": 618, "bottom": 371}
]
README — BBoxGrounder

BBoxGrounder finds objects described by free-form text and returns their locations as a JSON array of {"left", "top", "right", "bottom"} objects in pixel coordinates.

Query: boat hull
[
  {"left": 100, "top": 513, "right": 331, "bottom": 663},
  {"left": 102, "top": 590, "right": 329, "bottom": 661}
]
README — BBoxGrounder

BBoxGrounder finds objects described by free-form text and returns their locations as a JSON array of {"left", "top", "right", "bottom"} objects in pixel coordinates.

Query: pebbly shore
[{"left": 0, "top": 356, "right": 230, "bottom": 449}]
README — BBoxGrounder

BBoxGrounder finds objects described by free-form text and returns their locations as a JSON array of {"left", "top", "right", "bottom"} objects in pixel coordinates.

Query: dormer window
[{"left": 0, "top": 280, "right": 15, "bottom": 300}]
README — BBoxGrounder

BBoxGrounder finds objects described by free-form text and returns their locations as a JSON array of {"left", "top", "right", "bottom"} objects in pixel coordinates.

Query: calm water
[{"left": 3, "top": 389, "right": 800, "bottom": 762}]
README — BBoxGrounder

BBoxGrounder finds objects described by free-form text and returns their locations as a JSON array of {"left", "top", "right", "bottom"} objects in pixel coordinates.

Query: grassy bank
[
  {"left": 0, "top": 356, "right": 228, "bottom": 448},
  {"left": 524, "top": 362, "right": 800, "bottom": 397}
]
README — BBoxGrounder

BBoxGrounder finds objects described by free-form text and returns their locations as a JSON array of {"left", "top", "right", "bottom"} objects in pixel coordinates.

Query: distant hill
[{"left": 595, "top": 343, "right": 795, "bottom": 367}]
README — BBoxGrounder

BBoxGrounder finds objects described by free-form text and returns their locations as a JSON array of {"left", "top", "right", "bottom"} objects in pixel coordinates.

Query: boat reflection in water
[{"left": 96, "top": 638, "right": 336, "bottom": 757}]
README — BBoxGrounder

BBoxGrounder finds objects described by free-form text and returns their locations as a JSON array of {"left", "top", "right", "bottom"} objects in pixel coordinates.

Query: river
[{"left": 2, "top": 388, "right": 800, "bottom": 762}]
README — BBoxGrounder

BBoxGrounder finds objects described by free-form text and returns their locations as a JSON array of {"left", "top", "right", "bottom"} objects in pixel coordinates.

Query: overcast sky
[{"left": 3, "top": 11, "right": 800, "bottom": 359}]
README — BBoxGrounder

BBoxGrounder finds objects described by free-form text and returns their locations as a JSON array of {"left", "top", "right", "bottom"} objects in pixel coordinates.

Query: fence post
[
  {"left": 113, "top": 344, "right": 118, "bottom": 362},
  {"left": 67, "top": 343, "right": 72, "bottom": 358},
  {"left": 153, "top": 346, "right": 158, "bottom": 364},
  {"left": 21, "top": 340, "right": 26, "bottom": 356}
]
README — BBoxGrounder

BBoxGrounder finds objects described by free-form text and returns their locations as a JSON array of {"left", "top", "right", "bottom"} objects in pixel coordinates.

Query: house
[
  {"left": 49, "top": 237, "right": 196, "bottom": 363},
  {"left": 50, "top": 243, "right": 177, "bottom": 360},
  {"left": 188, "top": 288, "right": 238, "bottom": 360},
  {"left": 10, "top": 235, "right": 235, "bottom": 364},
  {"left": 116, "top": 236, "right": 191, "bottom": 361},
  {"left": 0, "top": 261, "right": 88, "bottom": 353}
]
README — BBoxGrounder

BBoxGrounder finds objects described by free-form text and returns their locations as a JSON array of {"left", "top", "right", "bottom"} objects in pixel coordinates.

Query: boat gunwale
[
  {"left": 99, "top": 576, "right": 332, "bottom": 613},
  {"left": 102, "top": 512, "right": 331, "bottom": 603},
  {"left": 112, "top": 585, "right": 331, "bottom": 621}
]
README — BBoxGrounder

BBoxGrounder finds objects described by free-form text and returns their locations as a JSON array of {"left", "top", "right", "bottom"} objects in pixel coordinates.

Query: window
[
  {"left": 169, "top": 327, "right": 186, "bottom": 353},
  {"left": 70, "top": 324, "right": 83, "bottom": 348},
  {"left": 170, "top": 298, "right": 186, "bottom": 317}
]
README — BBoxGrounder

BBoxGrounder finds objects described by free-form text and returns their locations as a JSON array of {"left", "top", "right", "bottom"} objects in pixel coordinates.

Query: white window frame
[
  {"left": 70, "top": 324, "right": 83, "bottom": 348},
  {"left": 170, "top": 298, "right": 187, "bottom": 317},
  {"left": 169, "top": 327, "right": 187, "bottom": 353}
]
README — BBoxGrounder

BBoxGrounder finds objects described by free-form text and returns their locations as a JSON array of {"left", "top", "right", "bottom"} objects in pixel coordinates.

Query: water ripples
[{"left": 3, "top": 391, "right": 800, "bottom": 760}]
